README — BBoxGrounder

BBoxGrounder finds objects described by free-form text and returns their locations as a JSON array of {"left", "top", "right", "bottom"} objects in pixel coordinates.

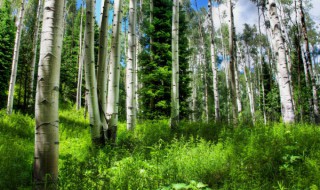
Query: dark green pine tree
[
  {"left": 0, "top": 0, "right": 15, "bottom": 108},
  {"left": 139, "top": 0, "right": 191, "bottom": 119},
  {"left": 61, "top": 0, "right": 80, "bottom": 102},
  {"left": 179, "top": 8, "right": 192, "bottom": 119}
]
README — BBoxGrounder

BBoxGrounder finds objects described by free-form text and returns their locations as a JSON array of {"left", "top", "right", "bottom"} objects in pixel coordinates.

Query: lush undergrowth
[{"left": 1, "top": 108, "right": 320, "bottom": 189}]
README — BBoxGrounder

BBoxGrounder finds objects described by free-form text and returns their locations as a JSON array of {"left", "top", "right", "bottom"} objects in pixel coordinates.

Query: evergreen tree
[
  {"left": 139, "top": 0, "right": 191, "bottom": 120},
  {"left": 0, "top": 0, "right": 15, "bottom": 108}
]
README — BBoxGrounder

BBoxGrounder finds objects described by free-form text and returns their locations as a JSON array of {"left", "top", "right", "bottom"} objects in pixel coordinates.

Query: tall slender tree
[
  {"left": 106, "top": 0, "right": 123, "bottom": 143},
  {"left": 28, "top": 0, "right": 43, "bottom": 108},
  {"left": 97, "top": 0, "right": 110, "bottom": 134},
  {"left": 33, "top": 0, "right": 64, "bottom": 187},
  {"left": 7, "top": 0, "right": 25, "bottom": 114},
  {"left": 171, "top": 0, "right": 180, "bottom": 128},
  {"left": 268, "top": 0, "right": 295, "bottom": 123},
  {"left": 76, "top": 1, "right": 84, "bottom": 110},
  {"left": 297, "top": 0, "right": 319, "bottom": 123},
  {"left": 84, "top": 0, "right": 103, "bottom": 144},
  {"left": 208, "top": 0, "right": 220, "bottom": 121},
  {"left": 127, "top": 0, "right": 137, "bottom": 130},
  {"left": 228, "top": 0, "right": 238, "bottom": 125}
]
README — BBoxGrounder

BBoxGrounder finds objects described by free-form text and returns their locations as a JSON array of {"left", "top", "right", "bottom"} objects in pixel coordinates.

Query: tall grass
[{"left": 1, "top": 108, "right": 320, "bottom": 189}]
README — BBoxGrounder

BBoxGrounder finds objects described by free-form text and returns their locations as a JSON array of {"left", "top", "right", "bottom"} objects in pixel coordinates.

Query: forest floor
[{"left": 1, "top": 106, "right": 320, "bottom": 189}]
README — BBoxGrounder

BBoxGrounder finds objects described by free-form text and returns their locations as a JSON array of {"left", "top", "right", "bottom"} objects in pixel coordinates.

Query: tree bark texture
[
  {"left": 208, "top": 0, "right": 220, "bottom": 121},
  {"left": 97, "top": 0, "right": 110, "bottom": 133},
  {"left": 228, "top": 0, "right": 238, "bottom": 125},
  {"left": 33, "top": 0, "right": 64, "bottom": 187},
  {"left": 84, "top": 0, "right": 103, "bottom": 144},
  {"left": 268, "top": 0, "right": 295, "bottom": 123},
  {"left": 126, "top": 0, "right": 137, "bottom": 130},
  {"left": 107, "top": 0, "right": 123, "bottom": 143},
  {"left": 171, "top": 0, "right": 180, "bottom": 128}
]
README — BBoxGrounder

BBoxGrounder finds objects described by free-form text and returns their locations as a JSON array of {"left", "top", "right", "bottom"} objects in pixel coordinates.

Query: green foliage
[
  {"left": 0, "top": 0, "right": 15, "bottom": 108},
  {"left": 2, "top": 108, "right": 320, "bottom": 189},
  {"left": 0, "top": 110, "right": 34, "bottom": 189},
  {"left": 139, "top": 0, "right": 191, "bottom": 119}
]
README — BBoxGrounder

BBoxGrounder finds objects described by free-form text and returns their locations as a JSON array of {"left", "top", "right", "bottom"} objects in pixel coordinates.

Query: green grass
[{"left": 1, "top": 108, "right": 320, "bottom": 189}]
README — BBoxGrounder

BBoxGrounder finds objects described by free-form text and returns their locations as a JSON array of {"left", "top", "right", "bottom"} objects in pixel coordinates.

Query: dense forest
[{"left": 1, "top": 0, "right": 320, "bottom": 189}]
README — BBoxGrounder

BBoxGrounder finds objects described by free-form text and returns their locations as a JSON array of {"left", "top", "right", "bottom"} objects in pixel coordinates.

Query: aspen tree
[
  {"left": 208, "top": 0, "right": 220, "bottom": 121},
  {"left": 76, "top": 1, "right": 84, "bottom": 110},
  {"left": 33, "top": 0, "right": 64, "bottom": 187},
  {"left": 268, "top": 0, "right": 295, "bottom": 123},
  {"left": 28, "top": 0, "right": 43, "bottom": 107},
  {"left": 97, "top": 0, "right": 110, "bottom": 133},
  {"left": 297, "top": 0, "right": 319, "bottom": 123},
  {"left": 84, "top": 0, "right": 103, "bottom": 144},
  {"left": 106, "top": 0, "right": 123, "bottom": 143},
  {"left": 228, "top": 0, "right": 238, "bottom": 125},
  {"left": 127, "top": 0, "right": 137, "bottom": 130},
  {"left": 171, "top": 0, "right": 180, "bottom": 127},
  {"left": 7, "top": 0, "right": 25, "bottom": 115}
]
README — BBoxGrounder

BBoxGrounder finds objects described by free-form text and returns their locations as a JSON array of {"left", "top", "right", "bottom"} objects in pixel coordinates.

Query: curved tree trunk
[
  {"left": 7, "top": 0, "right": 25, "bottom": 115},
  {"left": 107, "top": 0, "right": 123, "bottom": 143},
  {"left": 84, "top": 0, "right": 103, "bottom": 145},
  {"left": 97, "top": 0, "right": 110, "bottom": 134},
  {"left": 33, "top": 0, "right": 64, "bottom": 187},
  {"left": 268, "top": 0, "right": 295, "bottom": 123},
  {"left": 127, "top": 0, "right": 137, "bottom": 130}
]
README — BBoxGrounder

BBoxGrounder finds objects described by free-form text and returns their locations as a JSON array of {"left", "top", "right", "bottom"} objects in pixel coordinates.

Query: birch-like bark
[
  {"left": 298, "top": 0, "right": 319, "bottom": 123},
  {"left": 268, "top": 0, "right": 295, "bottom": 123},
  {"left": 97, "top": 0, "right": 110, "bottom": 133},
  {"left": 228, "top": 0, "right": 238, "bottom": 125},
  {"left": 33, "top": 0, "right": 64, "bottom": 187},
  {"left": 84, "top": 0, "right": 103, "bottom": 144},
  {"left": 238, "top": 42, "right": 255, "bottom": 124},
  {"left": 208, "top": 0, "right": 220, "bottom": 121},
  {"left": 7, "top": 0, "right": 25, "bottom": 115},
  {"left": 106, "top": 0, "right": 122, "bottom": 143},
  {"left": 235, "top": 55, "right": 242, "bottom": 113},
  {"left": 76, "top": 1, "right": 84, "bottom": 110},
  {"left": 171, "top": 0, "right": 179, "bottom": 128},
  {"left": 126, "top": 0, "right": 137, "bottom": 130},
  {"left": 257, "top": 5, "right": 267, "bottom": 125},
  {"left": 28, "top": 0, "right": 42, "bottom": 107}
]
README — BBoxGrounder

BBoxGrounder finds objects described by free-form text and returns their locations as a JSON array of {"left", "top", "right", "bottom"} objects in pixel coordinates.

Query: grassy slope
[{"left": 1, "top": 108, "right": 320, "bottom": 189}]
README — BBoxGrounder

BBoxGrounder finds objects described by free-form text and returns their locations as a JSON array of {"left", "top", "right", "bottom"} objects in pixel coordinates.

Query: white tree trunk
[
  {"left": 33, "top": 0, "right": 64, "bottom": 187},
  {"left": 171, "top": 0, "right": 179, "bottom": 127},
  {"left": 268, "top": 0, "right": 295, "bottom": 123},
  {"left": 7, "top": 0, "right": 25, "bottom": 115},
  {"left": 29, "top": 0, "right": 43, "bottom": 107},
  {"left": 97, "top": 0, "right": 110, "bottom": 133},
  {"left": 126, "top": 0, "right": 137, "bottom": 130},
  {"left": 208, "top": 0, "right": 220, "bottom": 121},
  {"left": 107, "top": 0, "right": 123, "bottom": 143},
  {"left": 238, "top": 42, "right": 255, "bottom": 124},
  {"left": 76, "top": 1, "right": 84, "bottom": 110},
  {"left": 228, "top": 0, "right": 238, "bottom": 125},
  {"left": 84, "top": 0, "right": 103, "bottom": 144}
]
